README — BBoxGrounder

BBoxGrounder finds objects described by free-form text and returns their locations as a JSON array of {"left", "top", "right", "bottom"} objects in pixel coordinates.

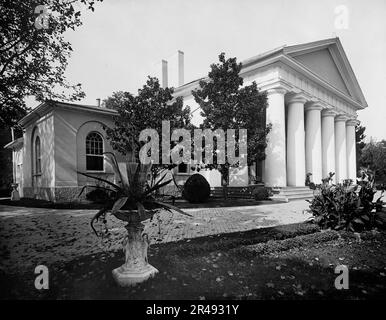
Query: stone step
[
  {"left": 282, "top": 187, "right": 312, "bottom": 192},
  {"left": 286, "top": 194, "right": 314, "bottom": 200},
  {"left": 282, "top": 189, "right": 314, "bottom": 196},
  {"left": 274, "top": 186, "right": 315, "bottom": 202}
]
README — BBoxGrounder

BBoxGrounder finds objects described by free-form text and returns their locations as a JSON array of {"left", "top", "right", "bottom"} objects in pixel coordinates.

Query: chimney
[
  {"left": 96, "top": 98, "right": 101, "bottom": 107},
  {"left": 178, "top": 50, "right": 184, "bottom": 86},
  {"left": 162, "top": 59, "right": 168, "bottom": 88}
]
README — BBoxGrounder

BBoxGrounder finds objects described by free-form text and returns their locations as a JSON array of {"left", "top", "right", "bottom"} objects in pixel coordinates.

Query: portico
[
  {"left": 259, "top": 40, "right": 366, "bottom": 187},
  {"left": 265, "top": 87, "right": 360, "bottom": 187},
  {"left": 175, "top": 38, "right": 367, "bottom": 189}
]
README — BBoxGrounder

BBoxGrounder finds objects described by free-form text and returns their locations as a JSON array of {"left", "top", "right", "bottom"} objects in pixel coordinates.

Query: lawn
[{"left": 1, "top": 222, "right": 385, "bottom": 300}]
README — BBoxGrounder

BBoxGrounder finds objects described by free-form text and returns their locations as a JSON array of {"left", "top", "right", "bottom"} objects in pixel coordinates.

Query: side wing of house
[
  {"left": 53, "top": 104, "right": 125, "bottom": 201},
  {"left": 22, "top": 111, "right": 56, "bottom": 200}
]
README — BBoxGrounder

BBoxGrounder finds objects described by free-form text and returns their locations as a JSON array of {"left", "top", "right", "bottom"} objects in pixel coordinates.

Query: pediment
[
  {"left": 283, "top": 38, "right": 367, "bottom": 107},
  {"left": 292, "top": 49, "right": 350, "bottom": 95}
]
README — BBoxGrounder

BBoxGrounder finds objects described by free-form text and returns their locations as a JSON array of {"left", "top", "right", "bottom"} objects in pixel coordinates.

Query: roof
[
  {"left": 18, "top": 100, "right": 117, "bottom": 128},
  {"left": 4, "top": 137, "right": 23, "bottom": 150},
  {"left": 18, "top": 38, "right": 367, "bottom": 128},
  {"left": 174, "top": 37, "right": 367, "bottom": 109}
]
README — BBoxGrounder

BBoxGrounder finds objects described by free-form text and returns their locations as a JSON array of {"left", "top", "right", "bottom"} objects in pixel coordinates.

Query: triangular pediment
[
  {"left": 283, "top": 38, "right": 367, "bottom": 107},
  {"left": 292, "top": 49, "right": 350, "bottom": 95}
]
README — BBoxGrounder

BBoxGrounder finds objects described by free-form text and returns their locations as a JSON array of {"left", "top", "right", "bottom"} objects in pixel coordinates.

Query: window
[
  {"left": 86, "top": 132, "right": 104, "bottom": 171},
  {"left": 35, "top": 136, "right": 41, "bottom": 174}
]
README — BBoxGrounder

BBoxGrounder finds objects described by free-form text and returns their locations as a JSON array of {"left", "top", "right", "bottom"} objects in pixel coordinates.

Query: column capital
[
  {"left": 321, "top": 108, "right": 338, "bottom": 118},
  {"left": 305, "top": 101, "right": 324, "bottom": 111},
  {"left": 346, "top": 118, "right": 360, "bottom": 127},
  {"left": 261, "top": 79, "right": 292, "bottom": 95},
  {"left": 287, "top": 92, "right": 308, "bottom": 104},
  {"left": 266, "top": 87, "right": 288, "bottom": 95},
  {"left": 335, "top": 114, "right": 349, "bottom": 122}
]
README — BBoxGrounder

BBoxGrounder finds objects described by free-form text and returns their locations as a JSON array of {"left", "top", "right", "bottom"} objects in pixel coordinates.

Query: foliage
[
  {"left": 103, "top": 77, "right": 192, "bottom": 181},
  {"left": 85, "top": 188, "right": 111, "bottom": 204},
  {"left": 78, "top": 152, "right": 191, "bottom": 236},
  {"left": 0, "top": 127, "right": 13, "bottom": 194},
  {"left": 355, "top": 125, "right": 366, "bottom": 165},
  {"left": 192, "top": 53, "right": 271, "bottom": 186},
  {"left": 182, "top": 174, "right": 211, "bottom": 203},
  {"left": 252, "top": 187, "right": 269, "bottom": 201},
  {"left": 358, "top": 139, "right": 386, "bottom": 186},
  {"left": 307, "top": 171, "right": 385, "bottom": 232},
  {"left": 0, "top": 0, "right": 103, "bottom": 127}
]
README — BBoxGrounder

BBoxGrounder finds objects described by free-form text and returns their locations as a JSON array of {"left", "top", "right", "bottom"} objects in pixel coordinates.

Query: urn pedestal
[{"left": 112, "top": 220, "right": 158, "bottom": 287}]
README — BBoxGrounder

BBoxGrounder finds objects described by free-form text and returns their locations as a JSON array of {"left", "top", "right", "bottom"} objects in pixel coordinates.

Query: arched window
[
  {"left": 86, "top": 132, "right": 104, "bottom": 171},
  {"left": 35, "top": 136, "right": 41, "bottom": 174}
]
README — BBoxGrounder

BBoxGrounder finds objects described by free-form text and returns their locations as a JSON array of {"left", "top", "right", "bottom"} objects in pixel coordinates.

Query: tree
[
  {"left": 103, "top": 77, "right": 192, "bottom": 184},
  {"left": 359, "top": 139, "right": 386, "bottom": 186},
  {"left": 0, "top": 0, "right": 103, "bottom": 127},
  {"left": 192, "top": 53, "right": 270, "bottom": 191},
  {"left": 0, "top": 128, "right": 13, "bottom": 196},
  {"left": 355, "top": 125, "right": 366, "bottom": 167}
]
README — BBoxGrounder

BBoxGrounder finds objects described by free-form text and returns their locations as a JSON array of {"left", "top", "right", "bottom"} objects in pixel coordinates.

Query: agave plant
[
  {"left": 77, "top": 152, "right": 192, "bottom": 286},
  {"left": 78, "top": 152, "right": 190, "bottom": 235}
]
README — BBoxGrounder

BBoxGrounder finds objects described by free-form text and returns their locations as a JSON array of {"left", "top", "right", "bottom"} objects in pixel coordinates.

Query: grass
[{"left": 1, "top": 222, "right": 385, "bottom": 300}]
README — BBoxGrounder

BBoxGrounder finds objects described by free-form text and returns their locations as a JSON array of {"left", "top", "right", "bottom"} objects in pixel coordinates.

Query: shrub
[
  {"left": 252, "top": 187, "right": 270, "bottom": 200},
  {"left": 182, "top": 174, "right": 211, "bottom": 203},
  {"left": 307, "top": 172, "right": 385, "bottom": 232},
  {"left": 86, "top": 188, "right": 111, "bottom": 203}
]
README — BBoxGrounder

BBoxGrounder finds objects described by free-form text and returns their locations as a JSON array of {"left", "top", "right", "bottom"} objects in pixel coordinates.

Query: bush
[
  {"left": 86, "top": 188, "right": 111, "bottom": 203},
  {"left": 307, "top": 172, "right": 385, "bottom": 232},
  {"left": 252, "top": 187, "right": 270, "bottom": 200},
  {"left": 182, "top": 174, "right": 211, "bottom": 203}
]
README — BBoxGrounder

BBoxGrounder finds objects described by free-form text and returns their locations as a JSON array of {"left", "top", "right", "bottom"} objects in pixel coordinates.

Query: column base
[{"left": 112, "top": 263, "right": 159, "bottom": 287}]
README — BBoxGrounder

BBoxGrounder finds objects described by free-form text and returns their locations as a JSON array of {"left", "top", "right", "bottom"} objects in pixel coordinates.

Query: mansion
[{"left": 5, "top": 38, "right": 367, "bottom": 201}]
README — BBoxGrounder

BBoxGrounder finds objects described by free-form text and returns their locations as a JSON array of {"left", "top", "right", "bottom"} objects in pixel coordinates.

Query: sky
[{"left": 28, "top": 0, "right": 386, "bottom": 141}]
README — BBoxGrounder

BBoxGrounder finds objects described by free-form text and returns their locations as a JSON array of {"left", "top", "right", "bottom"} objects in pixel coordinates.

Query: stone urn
[
  {"left": 11, "top": 183, "right": 20, "bottom": 201},
  {"left": 112, "top": 210, "right": 158, "bottom": 287}
]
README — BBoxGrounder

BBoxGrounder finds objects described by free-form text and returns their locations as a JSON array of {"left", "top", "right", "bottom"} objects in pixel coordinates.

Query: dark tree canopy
[
  {"left": 355, "top": 125, "right": 366, "bottom": 164},
  {"left": 359, "top": 139, "right": 386, "bottom": 185},
  {"left": 192, "top": 52, "right": 270, "bottom": 183},
  {"left": 103, "top": 77, "right": 192, "bottom": 179},
  {"left": 0, "top": 0, "right": 103, "bottom": 126}
]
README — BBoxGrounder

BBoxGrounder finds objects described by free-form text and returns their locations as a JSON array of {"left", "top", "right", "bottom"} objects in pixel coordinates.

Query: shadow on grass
[{"left": 1, "top": 224, "right": 385, "bottom": 300}]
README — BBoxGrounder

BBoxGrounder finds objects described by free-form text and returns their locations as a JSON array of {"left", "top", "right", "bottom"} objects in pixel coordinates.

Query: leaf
[
  {"left": 104, "top": 152, "right": 124, "bottom": 186},
  {"left": 353, "top": 218, "right": 364, "bottom": 224},
  {"left": 77, "top": 171, "right": 122, "bottom": 192},
  {"left": 90, "top": 207, "right": 109, "bottom": 236},
  {"left": 360, "top": 215, "right": 370, "bottom": 221},
  {"left": 153, "top": 200, "right": 193, "bottom": 217},
  {"left": 111, "top": 197, "right": 129, "bottom": 214},
  {"left": 143, "top": 179, "right": 172, "bottom": 197}
]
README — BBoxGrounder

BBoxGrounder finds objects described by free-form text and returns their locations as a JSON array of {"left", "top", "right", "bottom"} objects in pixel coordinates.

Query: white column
[
  {"left": 346, "top": 119, "right": 358, "bottom": 182},
  {"left": 264, "top": 88, "right": 287, "bottom": 187},
  {"left": 334, "top": 115, "right": 348, "bottom": 182},
  {"left": 305, "top": 103, "right": 323, "bottom": 184},
  {"left": 321, "top": 109, "right": 336, "bottom": 181},
  {"left": 286, "top": 93, "right": 307, "bottom": 187}
]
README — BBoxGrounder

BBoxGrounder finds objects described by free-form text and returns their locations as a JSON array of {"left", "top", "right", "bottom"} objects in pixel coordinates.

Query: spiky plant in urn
[{"left": 78, "top": 152, "right": 191, "bottom": 287}]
